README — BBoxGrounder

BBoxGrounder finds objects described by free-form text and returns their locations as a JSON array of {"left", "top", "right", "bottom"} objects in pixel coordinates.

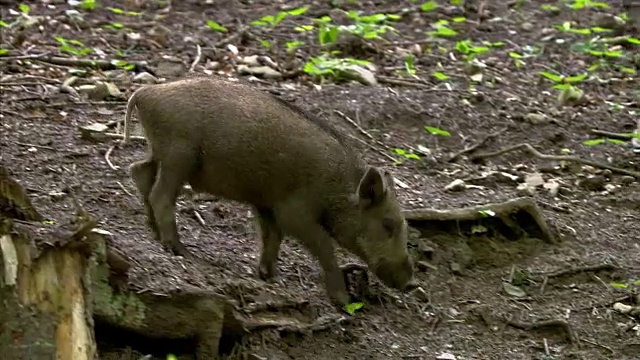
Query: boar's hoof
[
  {"left": 257, "top": 264, "right": 277, "bottom": 282},
  {"left": 168, "top": 241, "right": 192, "bottom": 258},
  {"left": 404, "top": 279, "right": 420, "bottom": 292}
]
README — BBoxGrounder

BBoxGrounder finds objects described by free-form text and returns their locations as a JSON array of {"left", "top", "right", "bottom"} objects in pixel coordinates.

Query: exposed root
[
  {"left": 536, "top": 263, "right": 618, "bottom": 295},
  {"left": 448, "top": 127, "right": 508, "bottom": 162},
  {"left": 105, "top": 145, "right": 120, "bottom": 171},
  {"left": 404, "top": 197, "right": 556, "bottom": 243},
  {"left": 241, "top": 313, "right": 351, "bottom": 335},
  {"left": 333, "top": 110, "right": 397, "bottom": 161},
  {"left": 34, "top": 56, "right": 156, "bottom": 74},
  {"left": 189, "top": 44, "right": 202, "bottom": 73},
  {"left": 590, "top": 129, "right": 636, "bottom": 141},
  {"left": 506, "top": 317, "right": 576, "bottom": 344},
  {"left": 471, "top": 143, "right": 640, "bottom": 178}
]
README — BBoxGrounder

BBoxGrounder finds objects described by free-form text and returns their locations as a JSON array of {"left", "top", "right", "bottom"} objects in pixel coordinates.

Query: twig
[
  {"left": 213, "top": 27, "right": 248, "bottom": 48},
  {"left": 193, "top": 210, "right": 206, "bottom": 227},
  {"left": 2, "top": 52, "right": 52, "bottom": 60},
  {"left": 105, "top": 132, "right": 145, "bottom": 141},
  {"left": 105, "top": 146, "right": 120, "bottom": 171},
  {"left": 189, "top": 44, "right": 202, "bottom": 73},
  {"left": 35, "top": 56, "right": 155, "bottom": 74},
  {"left": 541, "top": 263, "right": 618, "bottom": 279},
  {"left": 448, "top": 127, "right": 508, "bottom": 162},
  {"left": 334, "top": 110, "right": 376, "bottom": 142},
  {"left": 377, "top": 76, "right": 444, "bottom": 90},
  {"left": 590, "top": 129, "right": 635, "bottom": 140},
  {"left": 346, "top": 133, "right": 396, "bottom": 162},
  {"left": 116, "top": 181, "right": 134, "bottom": 197},
  {"left": 16, "top": 142, "right": 56, "bottom": 151},
  {"left": 506, "top": 318, "right": 576, "bottom": 344},
  {"left": 471, "top": 143, "right": 640, "bottom": 178},
  {"left": 581, "top": 338, "right": 614, "bottom": 354}
]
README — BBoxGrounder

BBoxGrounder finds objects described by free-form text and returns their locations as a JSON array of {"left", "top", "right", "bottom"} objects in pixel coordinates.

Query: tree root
[
  {"left": 448, "top": 127, "right": 508, "bottom": 162},
  {"left": 506, "top": 317, "right": 577, "bottom": 344},
  {"left": 536, "top": 263, "right": 618, "bottom": 295},
  {"left": 34, "top": 56, "right": 156, "bottom": 75},
  {"left": 471, "top": 143, "right": 640, "bottom": 178},
  {"left": 404, "top": 197, "right": 556, "bottom": 243}
]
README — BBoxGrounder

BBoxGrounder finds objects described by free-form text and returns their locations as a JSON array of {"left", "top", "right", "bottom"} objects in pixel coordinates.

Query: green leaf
[
  {"left": 539, "top": 71, "right": 563, "bottom": 83},
  {"left": 0, "top": 49, "right": 9, "bottom": 56},
  {"left": 108, "top": 7, "right": 124, "bottom": 14},
  {"left": 627, "top": 37, "right": 640, "bottom": 45},
  {"left": 167, "top": 355, "right": 178, "bottom": 360},
  {"left": 206, "top": 19, "right": 228, "bottom": 32},
  {"left": 43, "top": 220, "right": 56, "bottom": 225},
  {"left": 420, "top": 1, "right": 438, "bottom": 12},
  {"left": 607, "top": 139, "right": 626, "bottom": 145},
  {"left": 583, "top": 138, "right": 605, "bottom": 146},
  {"left": 257, "top": 39, "right": 271, "bottom": 48},
  {"left": 294, "top": 24, "right": 315, "bottom": 32},
  {"left": 432, "top": 71, "right": 449, "bottom": 80},
  {"left": 564, "top": 74, "right": 587, "bottom": 83},
  {"left": 478, "top": 209, "right": 496, "bottom": 217},
  {"left": 508, "top": 52, "right": 523, "bottom": 58},
  {"left": 343, "top": 302, "right": 364, "bottom": 315},
  {"left": 610, "top": 282, "right": 629, "bottom": 289},
  {"left": 632, "top": 280, "right": 640, "bottom": 285},
  {"left": 0, "top": 20, "right": 8, "bottom": 28},
  {"left": 287, "top": 7, "right": 308, "bottom": 16},
  {"left": 80, "top": 0, "right": 97, "bottom": 11},
  {"left": 452, "top": 16, "right": 466, "bottom": 23},
  {"left": 503, "top": 282, "right": 526, "bottom": 298},
  {"left": 435, "top": 26, "right": 457, "bottom": 36},
  {"left": 19, "top": 3, "right": 30, "bottom": 14},
  {"left": 286, "top": 40, "right": 304, "bottom": 50},
  {"left": 425, "top": 126, "right": 451, "bottom": 136},
  {"left": 455, "top": 41, "right": 470, "bottom": 54}
]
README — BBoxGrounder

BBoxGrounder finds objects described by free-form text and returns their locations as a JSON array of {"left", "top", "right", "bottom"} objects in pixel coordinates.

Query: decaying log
[{"left": 403, "top": 197, "right": 557, "bottom": 244}]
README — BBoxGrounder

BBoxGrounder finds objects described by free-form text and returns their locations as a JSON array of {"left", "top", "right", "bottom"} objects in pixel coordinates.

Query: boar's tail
[{"left": 123, "top": 90, "right": 138, "bottom": 144}]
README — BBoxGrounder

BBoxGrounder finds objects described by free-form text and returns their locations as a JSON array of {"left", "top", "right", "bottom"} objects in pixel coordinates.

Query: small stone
[
  {"left": 239, "top": 55, "right": 261, "bottom": 66},
  {"left": 155, "top": 59, "right": 187, "bottom": 78},
  {"left": 543, "top": 180, "right": 560, "bottom": 197},
  {"left": 620, "top": 175, "right": 635, "bottom": 185},
  {"left": 445, "top": 179, "right": 466, "bottom": 192},
  {"left": 525, "top": 172, "right": 545, "bottom": 187},
  {"left": 521, "top": 22, "right": 534, "bottom": 31},
  {"left": 450, "top": 262, "right": 463, "bottom": 275},
  {"left": 436, "top": 352, "right": 457, "bottom": 360},
  {"left": 604, "top": 183, "right": 618, "bottom": 193},
  {"left": 576, "top": 175, "right": 606, "bottom": 191},
  {"left": 340, "top": 65, "right": 377, "bottom": 86},
  {"left": 237, "top": 65, "right": 282, "bottom": 79},
  {"left": 524, "top": 112, "right": 548, "bottom": 125},
  {"left": 133, "top": 72, "right": 158, "bottom": 84},
  {"left": 516, "top": 182, "right": 536, "bottom": 196}
]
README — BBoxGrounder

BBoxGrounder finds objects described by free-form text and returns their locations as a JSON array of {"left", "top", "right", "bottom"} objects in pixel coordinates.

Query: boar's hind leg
[
  {"left": 273, "top": 204, "right": 350, "bottom": 308},
  {"left": 254, "top": 206, "right": 283, "bottom": 281},
  {"left": 130, "top": 158, "right": 160, "bottom": 240},
  {"left": 148, "top": 158, "right": 195, "bottom": 257}
]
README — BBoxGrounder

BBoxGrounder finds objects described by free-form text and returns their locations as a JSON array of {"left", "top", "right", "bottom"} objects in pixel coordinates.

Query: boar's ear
[{"left": 357, "top": 167, "right": 388, "bottom": 207}]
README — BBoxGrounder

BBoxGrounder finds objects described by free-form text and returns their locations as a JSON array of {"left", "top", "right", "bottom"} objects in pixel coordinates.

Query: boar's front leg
[
  {"left": 129, "top": 158, "right": 160, "bottom": 241},
  {"left": 254, "top": 206, "right": 283, "bottom": 281},
  {"left": 273, "top": 203, "right": 350, "bottom": 308},
  {"left": 148, "top": 159, "right": 194, "bottom": 257}
]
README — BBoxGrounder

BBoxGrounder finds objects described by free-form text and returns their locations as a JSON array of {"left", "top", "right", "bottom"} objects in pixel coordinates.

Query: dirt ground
[{"left": 1, "top": 0, "right": 640, "bottom": 359}]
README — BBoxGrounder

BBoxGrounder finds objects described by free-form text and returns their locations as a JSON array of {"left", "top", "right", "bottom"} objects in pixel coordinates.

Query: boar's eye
[{"left": 381, "top": 218, "right": 396, "bottom": 235}]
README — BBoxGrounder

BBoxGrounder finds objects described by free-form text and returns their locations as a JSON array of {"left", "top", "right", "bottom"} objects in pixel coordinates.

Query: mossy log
[{"left": 0, "top": 166, "right": 230, "bottom": 359}]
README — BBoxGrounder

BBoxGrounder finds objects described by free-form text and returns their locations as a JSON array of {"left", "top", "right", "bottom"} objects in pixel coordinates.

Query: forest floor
[{"left": 1, "top": 0, "right": 639, "bottom": 359}]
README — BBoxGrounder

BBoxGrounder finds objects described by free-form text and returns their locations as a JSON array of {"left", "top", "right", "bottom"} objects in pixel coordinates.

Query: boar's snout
[{"left": 373, "top": 257, "right": 416, "bottom": 292}]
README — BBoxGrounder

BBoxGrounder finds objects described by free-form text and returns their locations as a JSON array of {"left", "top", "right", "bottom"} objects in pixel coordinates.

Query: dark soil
[{"left": 1, "top": 0, "right": 639, "bottom": 359}]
